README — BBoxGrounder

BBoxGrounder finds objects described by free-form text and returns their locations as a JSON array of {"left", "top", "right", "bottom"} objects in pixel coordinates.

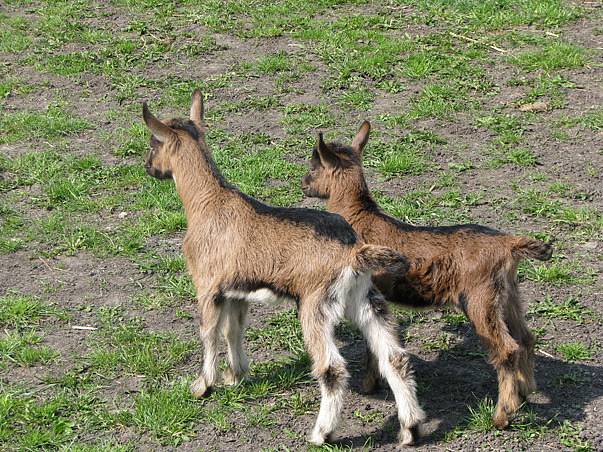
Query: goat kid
[
  {"left": 141, "top": 92, "right": 425, "bottom": 445},
  {"left": 301, "top": 121, "right": 553, "bottom": 429}
]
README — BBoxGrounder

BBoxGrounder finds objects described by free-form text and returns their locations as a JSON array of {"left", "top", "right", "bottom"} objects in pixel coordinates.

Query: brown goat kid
[
  {"left": 301, "top": 121, "right": 553, "bottom": 430},
  {"left": 141, "top": 93, "right": 425, "bottom": 445}
]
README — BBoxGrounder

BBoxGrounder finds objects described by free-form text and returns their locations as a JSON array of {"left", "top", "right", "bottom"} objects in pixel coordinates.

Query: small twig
[
  {"left": 449, "top": 32, "right": 507, "bottom": 53},
  {"left": 538, "top": 349, "right": 555, "bottom": 359},
  {"left": 71, "top": 325, "right": 98, "bottom": 331},
  {"left": 38, "top": 257, "right": 68, "bottom": 272}
]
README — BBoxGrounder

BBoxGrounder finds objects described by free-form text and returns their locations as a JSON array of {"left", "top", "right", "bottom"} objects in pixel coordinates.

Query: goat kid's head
[
  {"left": 142, "top": 90, "right": 205, "bottom": 180},
  {"left": 301, "top": 120, "right": 370, "bottom": 199}
]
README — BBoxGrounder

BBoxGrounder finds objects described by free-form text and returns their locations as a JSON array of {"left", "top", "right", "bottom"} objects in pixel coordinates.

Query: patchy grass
[
  {"left": 510, "top": 41, "right": 588, "bottom": 71},
  {"left": 528, "top": 296, "right": 594, "bottom": 324},
  {"left": 130, "top": 380, "right": 202, "bottom": 445},
  {"left": 89, "top": 319, "right": 197, "bottom": 382},
  {"left": 556, "top": 342, "right": 596, "bottom": 362},
  {"left": 0, "top": 105, "right": 92, "bottom": 144},
  {"left": 0, "top": 292, "right": 66, "bottom": 329}
]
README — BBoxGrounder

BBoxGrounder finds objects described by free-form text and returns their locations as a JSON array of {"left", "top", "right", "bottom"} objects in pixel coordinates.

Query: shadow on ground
[{"left": 336, "top": 328, "right": 603, "bottom": 448}]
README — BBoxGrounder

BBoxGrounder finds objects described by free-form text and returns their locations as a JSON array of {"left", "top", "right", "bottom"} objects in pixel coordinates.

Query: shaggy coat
[
  {"left": 301, "top": 121, "right": 553, "bottom": 429},
  {"left": 141, "top": 93, "right": 425, "bottom": 446}
]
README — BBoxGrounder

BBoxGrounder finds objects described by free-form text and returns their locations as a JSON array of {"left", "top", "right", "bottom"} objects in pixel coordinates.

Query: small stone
[
  {"left": 118, "top": 211, "right": 128, "bottom": 219},
  {"left": 582, "top": 241, "right": 598, "bottom": 250},
  {"left": 519, "top": 101, "right": 549, "bottom": 112}
]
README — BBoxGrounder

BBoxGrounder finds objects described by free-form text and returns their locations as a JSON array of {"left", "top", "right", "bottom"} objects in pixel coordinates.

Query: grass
[
  {"left": 130, "top": 380, "right": 202, "bottom": 445},
  {"left": 246, "top": 309, "right": 305, "bottom": 355},
  {"left": 466, "top": 397, "right": 496, "bottom": 432},
  {"left": 0, "top": 105, "right": 92, "bottom": 144},
  {"left": 556, "top": 342, "right": 596, "bottom": 362},
  {"left": 282, "top": 103, "right": 335, "bottom": 134},
  {"left": 0, "top": 331, "right": 59, "bottom": 367},
  {"left": 510, "top": 41, "right": 588, "bottom": 71},
  {"left": 89, "top": 319, "right": 197, "bottom": 382},
  {"left": 0, "top": 292, "right": 67, "bottom": 329},
  {"left": 0, "top": 384, "right": 108, "bottom": 450},
  {"left": 519, "top": 259, "right": 594, "bottom": 286},
  {"left": 528, "top": 296, "right": 593, "bottom": 323},
  {"left": 408, "top": 84, "right": 468, "bottom": 119}
]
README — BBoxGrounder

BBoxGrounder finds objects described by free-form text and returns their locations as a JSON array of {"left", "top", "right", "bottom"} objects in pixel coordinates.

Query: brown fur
[
  {"left": 141, "top": 93, "right": 425, "bottom": 445},
  {"left": 301, "top": 121, "right": 554, "bottom": 429}
]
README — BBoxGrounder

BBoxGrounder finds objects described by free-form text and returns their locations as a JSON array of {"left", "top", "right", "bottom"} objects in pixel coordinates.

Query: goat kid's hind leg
[
  {"left": 347, "top": 288, "right": 425, "bottom": 446},
  {"left": 361, "top": 346, "right": 380, "bottom": 394},
  {"left": 191, "top": 289, "right": 224, "bottom": 398},
  {"left": 505, "top": 290, "right": 536, "bottom": 399},
  {"left": 467, "top": 289, "right": 521, "bottom": 429},
  {"left": 222, "top": 298, "right": 249, "bottom": 386},
  {"left": 300, "top": 292, "right": 349, "bottom": 446}
]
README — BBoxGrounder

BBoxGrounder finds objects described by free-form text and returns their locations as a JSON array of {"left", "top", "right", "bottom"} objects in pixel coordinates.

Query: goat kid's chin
[
  {"left": 301, "top": 184, "right": 327, "bottom": 199},
  {"left": 145, "top": 166, "right": 173, "bottom": 180}
]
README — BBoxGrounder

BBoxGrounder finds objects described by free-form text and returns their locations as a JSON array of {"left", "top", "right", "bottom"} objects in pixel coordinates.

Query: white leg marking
[{"left": 342, "top": 269, "right": 425, "bottom": 443}]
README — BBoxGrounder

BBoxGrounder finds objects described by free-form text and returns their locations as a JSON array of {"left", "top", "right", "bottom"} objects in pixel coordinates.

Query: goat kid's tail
[
  {"left": 354, "top": 244, "right": 409, "bottom": 274},
  {"left": 511, "top": 236, "right": 553, "bottom": 261}
]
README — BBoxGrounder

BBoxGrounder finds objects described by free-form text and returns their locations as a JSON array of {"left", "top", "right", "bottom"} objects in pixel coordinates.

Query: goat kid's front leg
[
  {"left": 222, "top": 298, "right": 249, "bottom": 386},
  {"left": 347, "top": 289, "right": 425, "bottom": 446},
  {"left": 191, "top": 289, "right": 224, "bottom": 398},
  {"left": 300, "top": 293, "right": 349, "bottom": 446}
]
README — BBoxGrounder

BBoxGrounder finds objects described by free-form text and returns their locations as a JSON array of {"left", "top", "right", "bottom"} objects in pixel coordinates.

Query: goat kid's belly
[{"left": 223, "top": 288, "right": 296, "bottom": 306}]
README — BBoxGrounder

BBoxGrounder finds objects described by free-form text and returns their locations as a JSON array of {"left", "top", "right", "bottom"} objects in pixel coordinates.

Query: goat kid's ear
[
  {"left": 142, "top": 102, "right": 175, "bottom": 143},
  {"left": 190, "top": 89, "right": 204, "bottom": 124},
  {"left": 351, "top": 120, "right": 370, "bottom": 155},
  {"left": 317, "top": 132, "right": 339, "bottom": 168}
]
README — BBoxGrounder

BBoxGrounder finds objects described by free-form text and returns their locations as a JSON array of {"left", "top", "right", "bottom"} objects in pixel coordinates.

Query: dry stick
[
  {"left": 538, "top": 349, "right": 555, "bottom": 359},
  {"left": 449, "top": 32, "right": 507, "bottom": 53}
]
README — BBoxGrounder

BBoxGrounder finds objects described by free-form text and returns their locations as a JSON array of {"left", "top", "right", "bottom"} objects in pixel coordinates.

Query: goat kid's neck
[
  {"left": 171, "top": 144, "right": 225, "bottom": 217},
  {"left": 326, "top": 181, "right": 378, "bottom": 226}
]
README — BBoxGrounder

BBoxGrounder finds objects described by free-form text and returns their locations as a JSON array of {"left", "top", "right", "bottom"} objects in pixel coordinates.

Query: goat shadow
[{"left": 336, "top": 322, "right": 603, "bottom": 449}]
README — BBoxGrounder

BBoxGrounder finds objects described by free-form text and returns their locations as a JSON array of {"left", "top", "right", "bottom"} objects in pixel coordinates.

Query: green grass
[
  {"left": 408, "top": 84, "right": 468, "bottom": 119},
  {"left": 409, "top": 0, "right": 582, "bottom": 29},
  {"left": 281, "top": 103, "right": 335, "bottom": 134},
  {"left": 0, "top": 13, "right": 31, "bottom": 53},
  {"left": 375, "top": 189, "right": 476, "bottom": 225},
  {"left": 0, "top": 331, "right": 59, "bottom": 367},
  {"left": 0, "top": 384, "right": 106, "bottom": 449},
  {"left": 528, "top": 296, "right": 593, "bottom": 323},
  {"left": 130, "top": 380, "right": 202, "bottom": 445},
  {"left": 477, "top": 113, "right": 524, "bottom": 146},
  {"left": 510, "top": 41, "right": 588, "bottom": 71},
  {"left": 0, "top": 292, "right": 66, "bottom": 329},
  {"left": 89, "top": 320, "right": 197, "bottom": 382},
  {"left": 505, "top": 148, "right": 537, "bottom": 167},
  {"left": 212, "top": 131, "right": 306, "bottom": 205},
  {"left": 252, "top": 51, "right": 295, "bottom": 74},
  {"left": 556, "top": 342, "right": 596, "bottom": 362},
  {"left": 366, "top": 140, "right": 429, "bottom": 177},
  {"left": 0, "top": 105, "right": 92, "bottom": 144},
  {"left": 466, "top": 397, "right": 496, "bottom": 432},
  {"left": 246, "top": 309, "right": 305, "bottom": 355},
  {"left": 558, "top": 421, "right": 593, "bottom": 451}
]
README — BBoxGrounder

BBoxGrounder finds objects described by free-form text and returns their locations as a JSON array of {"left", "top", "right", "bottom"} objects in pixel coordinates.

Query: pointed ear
[
  {"left": 351, "top": 120, "right": 370, "bottom": 155},
  {"left": 142, "top": 102, "right": 175, "bottom": 142},
  {"left": 317, "top": 132, "right": 338, "bottom": 168},
  {"left": 190, "top": 89, "right": 204, "bottom": 124}
]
